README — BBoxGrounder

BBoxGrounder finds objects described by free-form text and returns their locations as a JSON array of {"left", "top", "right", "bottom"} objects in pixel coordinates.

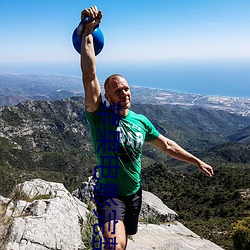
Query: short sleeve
[
  {"left": 143, "top": 116, "right": 160, "bottom": 142},
  {"left": 85, "top": 102, "right": 104, "bottom": 127}
]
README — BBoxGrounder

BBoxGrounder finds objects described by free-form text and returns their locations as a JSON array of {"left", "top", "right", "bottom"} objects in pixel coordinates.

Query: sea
[
  {"left": 97, "top": 61, "right": 250, "bottom": 99},
  {"left": 1, "top": 60, "right": 250, "bottom": 99}
]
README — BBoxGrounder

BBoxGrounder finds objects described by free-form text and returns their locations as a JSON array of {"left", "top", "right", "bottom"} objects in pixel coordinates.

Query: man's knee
[
  {"left": 102, "top": 239, "right": 126, "bottom": 250},
  {"left": 103, "top": 221, "right": 127, "bottom": 249},
  {"left": 116, "top": 243, "right": 126, "bottom": 250},
  {"left": 103, "top": 236, "right": 127, "bottom": 250}
]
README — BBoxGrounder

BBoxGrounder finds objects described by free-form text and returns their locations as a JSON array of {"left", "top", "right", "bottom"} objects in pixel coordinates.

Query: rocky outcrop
[
  {"left": 73, "top": 178, "right": 178, "bottom": 222},
  {"left": 127, "top": 222, "right": 224, "bottom": 250},
  {"left": 140, "top": 190, "right": 178, "bottom": 222},
  {"left": 0, "top": 179, "right": 89, "bottom": 250},
  {"left": 0, "top": 179, "right": 224, "bottom": 250},
  {"left": 72, "top": 176, "right": 95, "bottom": 204}
]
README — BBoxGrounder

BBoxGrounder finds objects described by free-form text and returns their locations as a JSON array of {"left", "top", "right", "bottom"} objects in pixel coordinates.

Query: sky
[{"left": 0, "top": 0, "right": 250, "bottom": 97}]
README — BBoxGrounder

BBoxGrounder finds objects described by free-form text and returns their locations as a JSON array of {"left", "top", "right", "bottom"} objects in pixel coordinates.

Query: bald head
[
  {"left": 104, "top": 74, "right": 131, "bottom": 113},
  {"left": 104, "top": 74, "right": 128, "bottom": 93}
]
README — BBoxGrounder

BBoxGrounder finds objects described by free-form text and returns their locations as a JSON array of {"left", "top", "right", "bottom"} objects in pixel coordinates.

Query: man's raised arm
[
  {"left": 150, "top": 135, "right": 214, "bottom": 177},
  {"left": 80, "top": 6, "right": 102, "bottom": 113}
]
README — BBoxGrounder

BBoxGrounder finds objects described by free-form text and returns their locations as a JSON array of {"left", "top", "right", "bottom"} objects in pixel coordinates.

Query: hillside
[
  {"left": 1, "top": 97, "right": 250, "bottom": 196},
  {"left": 0, "top": 97, "right": 96, "bottom": 195},
  {"left": 227, "top": 125, "right": 250, "bottom": 143},
  {"left": 0, "top": 97, "right": 250, "bottom": 249},
  {"left": 141, "top": 162, "right": 250, "bottom": 249}
]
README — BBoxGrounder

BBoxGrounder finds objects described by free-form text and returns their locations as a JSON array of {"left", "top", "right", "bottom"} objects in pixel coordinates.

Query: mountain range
[
  {"left": 0, "top": 74, "right": 250, "bottom": 195},
  {"left": 0, "top": 95, "right": 250, "bottom": 195},
  {"left": 0, "top": 74, "right": 249, "bottom": 249}
]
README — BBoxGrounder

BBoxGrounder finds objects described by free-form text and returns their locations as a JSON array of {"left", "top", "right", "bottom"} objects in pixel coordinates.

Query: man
[{"left": 80, "top": 6, "right": 214, "bottom": 250}]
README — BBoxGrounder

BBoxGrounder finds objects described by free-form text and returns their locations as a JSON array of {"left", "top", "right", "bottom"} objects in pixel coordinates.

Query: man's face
[{"left": 105, "top": 76, "right": 131, "bottom": 111}]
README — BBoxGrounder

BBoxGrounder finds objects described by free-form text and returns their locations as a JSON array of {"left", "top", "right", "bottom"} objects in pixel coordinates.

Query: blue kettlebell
[{"left": 72, "top": 17, "right": 104, "bottom": 55}]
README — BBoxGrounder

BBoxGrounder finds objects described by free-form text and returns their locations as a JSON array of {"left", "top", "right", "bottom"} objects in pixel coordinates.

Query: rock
[
  {"left": 73, "top": 181, "right": 178, "bottom": 222},
  {"left": 0, "top": 179, "right": 224, "bottom": 250},
  {"left": 239, "top": 188, "right": 250, "bottom": 199},
  {"left": 72, "top": 176, "right": 95, "bottom": 204},
  {"left": 140, "top": 190, "right": 178, "bottom": 222},
  {"left": 0, "top": 179, "right": 89, "bottom": 250},
  {"left": 127, "top": 222, "right": 224, "bottom": 250}
]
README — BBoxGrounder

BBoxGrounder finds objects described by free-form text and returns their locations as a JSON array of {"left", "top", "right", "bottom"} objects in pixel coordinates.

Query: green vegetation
[
  {"left": 9, "top": 185, "right": 54, "bottom": 204},
  {"left": 0, "top": 97, "right": 250, "bottom": 249},
  {"left": 82, "top": 202, "right": 103, "bottom": 250},
  {"left": 139, "top": 215, "right": 161, "bottom": 225},
  {"left": 232, "top": 216, "right": 250, "bottom": 250},
  {"left": 141, "top": 162, "right": 250, "bottom": 249},
  {"left": 0, "top": 164, "right": 88, "bottom": 197},
  {"left": 0, "top": 200, "right": 13, "bottom": 249}
]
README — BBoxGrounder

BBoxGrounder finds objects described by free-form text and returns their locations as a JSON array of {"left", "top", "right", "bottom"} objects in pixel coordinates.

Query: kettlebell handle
[{"left": 77, "top": 17, "right": 99, "bottom": 35}]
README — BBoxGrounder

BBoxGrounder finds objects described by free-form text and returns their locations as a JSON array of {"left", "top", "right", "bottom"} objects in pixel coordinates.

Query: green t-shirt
[{"left": 85, "top": 102, "right": 160, "bottom": 196}]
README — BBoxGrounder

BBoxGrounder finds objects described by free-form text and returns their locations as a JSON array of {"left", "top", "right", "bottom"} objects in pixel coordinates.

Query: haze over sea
[
  {"left": 97, "top": 61, "right": 250, "bottom": 99},
  {"left": 20, "top": 60, "right": 248, "bottom": 99},
  {"left": 2, "top": 60, "right": 249, "bottom": 99}
]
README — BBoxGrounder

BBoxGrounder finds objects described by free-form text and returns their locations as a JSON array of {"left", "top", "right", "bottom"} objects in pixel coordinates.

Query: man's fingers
[
  {"left": 198, "top": 163, "right": 214, "bottom": 177},
  {"left": 98, "top": 10, "right": 103, "bottom": 22},
  {"left": 204, "top": 166, "right": 214, "bottom": 177},
  {"left": 81, "top": 6, "right": 99, "bottom": 20},
  {"left": 89, "top": 6, "right": 98, "bottom": 18},
  {"left": 79, "top": 6, "right": 102, "bottom": 35},
  {"left": 81, "top": 9, "right": 88, "bottom": 20}
]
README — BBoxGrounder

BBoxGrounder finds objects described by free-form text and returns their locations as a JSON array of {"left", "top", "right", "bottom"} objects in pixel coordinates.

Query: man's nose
[{"left": 120, "top": 90, "right": 127, "bottom": 96}]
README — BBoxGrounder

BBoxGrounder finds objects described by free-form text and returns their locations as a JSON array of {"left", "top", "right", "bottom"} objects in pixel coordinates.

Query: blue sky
[{"left": 0, "top": 0, "right": 250, "bottom": 97}]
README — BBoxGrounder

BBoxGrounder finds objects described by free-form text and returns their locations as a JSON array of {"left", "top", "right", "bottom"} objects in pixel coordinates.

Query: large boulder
[
  {"left": 0, "top": 179, "right": 89, "bottom": 250},
  {"left": 127, "top": 222, "right": 224, "bottom": 250},
  {"left": 73, "top": 179, "right": 178, "bottom": 222},
  {"left": 0, "top": 179, "right": 224, "bottom": 250},
  {"left": 140, "top": 190, "right": 178, "bottom": 222},
  {"left": 72, "top": 176, "right": 95, "bottom": 204}
]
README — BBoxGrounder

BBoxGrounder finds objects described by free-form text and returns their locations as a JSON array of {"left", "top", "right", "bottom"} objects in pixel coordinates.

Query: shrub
[
  {"left": 232, "top": 216, "right": 250, "bottom": 250},
  {"left": 82, "top": 202, "right": 103, "bottom": 250}
]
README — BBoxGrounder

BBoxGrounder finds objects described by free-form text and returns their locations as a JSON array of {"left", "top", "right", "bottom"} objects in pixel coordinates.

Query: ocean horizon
[
  {"left": 70, "top": 60, "right": 250, "bottom": 99},
  {"left": 99, "top": 61, "right": 250, "bottom": 99},
  {"left": 1, "top": 60, "right": 249, "bottom": 99}
]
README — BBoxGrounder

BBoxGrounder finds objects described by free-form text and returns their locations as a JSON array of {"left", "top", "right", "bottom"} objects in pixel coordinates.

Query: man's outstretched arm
[
  {"left": 150, "top": 134, "right": 214, "bottom": 177},
  {"left": 80, "top": 6, "right": 102, "bottom": 112}
]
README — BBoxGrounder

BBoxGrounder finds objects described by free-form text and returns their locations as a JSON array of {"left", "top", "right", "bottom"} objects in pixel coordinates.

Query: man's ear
[{"left": 105, "top": 93, "right": 109, "bottom": 102}]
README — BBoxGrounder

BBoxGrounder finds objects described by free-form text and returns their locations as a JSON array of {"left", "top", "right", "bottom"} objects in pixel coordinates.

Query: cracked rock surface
[
  {"left": 127, "top": 222, "right": 224, "bottom": 250},
  {"left": 0, "top": 179, "right": 224, "bottom": 250},
  {"left": 0, "top": 179, "right": 88, "bottom": 250}
]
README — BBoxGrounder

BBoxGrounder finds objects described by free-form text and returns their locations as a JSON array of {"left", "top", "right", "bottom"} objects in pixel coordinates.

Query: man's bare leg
[{"left": 103, "top": 219, "right": 128, "bottom": 250}]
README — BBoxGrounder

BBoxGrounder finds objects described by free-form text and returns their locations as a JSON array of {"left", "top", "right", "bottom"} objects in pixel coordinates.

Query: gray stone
[
  {"left": 72, "top": 176, "right": 95, "bottom": 204},
  {"left": 72, "top": 180, "right": 178, "bottom": 223},
  {"left": 127, "top": 222, "right": 224, "bottom": 250},
  {"left": 0, "top": 179, "right": 224, "bottom": 250},
  {"left": 140, "top": 190, "right": 178, "bottom": 222},
  {"left": 0, "top": 179, "right": 89, "bottom": 250}
]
